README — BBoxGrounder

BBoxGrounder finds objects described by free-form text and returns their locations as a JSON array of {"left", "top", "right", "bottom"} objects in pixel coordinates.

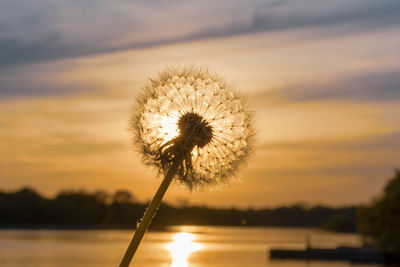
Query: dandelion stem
[{"left": 119, "top": 159, "right": 181, "bottom": 267}]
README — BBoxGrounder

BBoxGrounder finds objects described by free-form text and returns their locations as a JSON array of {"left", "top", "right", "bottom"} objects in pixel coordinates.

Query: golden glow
[
  {"left": 153, "top": 113, "right": 180, "bottom": 142},
  {"left": 134, "top": 68, "right": 253, "bottom": 189},
  {"left": 1, "top": 24, "right": 400, "bottom": 207},
  {"left": 166, "top": 232, "right": 203, "bottom": 267}
]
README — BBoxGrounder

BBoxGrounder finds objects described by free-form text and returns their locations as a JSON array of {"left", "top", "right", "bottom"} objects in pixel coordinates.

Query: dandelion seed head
[{"left": 130, "top": 66, "right": 254, "bottom": 190}]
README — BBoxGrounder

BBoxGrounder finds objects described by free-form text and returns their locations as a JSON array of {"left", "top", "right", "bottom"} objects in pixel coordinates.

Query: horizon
[
  {"left": 0, "top": 185, "right": 366, "bottom": 210},
  {"left": 1, "top": 0, "right": 400, "bottom": 208}
]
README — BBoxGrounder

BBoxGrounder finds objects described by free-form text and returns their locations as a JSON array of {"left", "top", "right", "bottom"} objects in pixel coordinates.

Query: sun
[
  {"left": 166, "top": 232, "right": 203, "bottom": 267},
  {"left": 150, "top": 112, "right": 180, "bottom": 143}
]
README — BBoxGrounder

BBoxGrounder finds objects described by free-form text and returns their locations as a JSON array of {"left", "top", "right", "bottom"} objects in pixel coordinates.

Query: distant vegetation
[
  {"left": 0, "top": 187, "right": 356, "bottom": 231},
  {"left": 357, "top": 170, "right": 400, "bottom": 252},
  {"left": 2, "top": 169, "right": 399, "bottom": 252}
]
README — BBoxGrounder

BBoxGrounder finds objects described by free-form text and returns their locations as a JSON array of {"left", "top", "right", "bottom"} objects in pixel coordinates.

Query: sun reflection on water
[{"left": 166, "top": 232, "right": 204, "bottom": 267}]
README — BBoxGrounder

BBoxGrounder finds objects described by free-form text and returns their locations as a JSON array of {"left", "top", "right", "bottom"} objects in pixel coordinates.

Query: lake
[{"left": 0, "top": 226, "right": 381, "bottom": 267}]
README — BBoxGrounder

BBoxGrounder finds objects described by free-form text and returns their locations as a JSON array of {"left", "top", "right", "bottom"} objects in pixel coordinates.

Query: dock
[{"left": 270, "top": 246, "right": 386, "bottom": 263}]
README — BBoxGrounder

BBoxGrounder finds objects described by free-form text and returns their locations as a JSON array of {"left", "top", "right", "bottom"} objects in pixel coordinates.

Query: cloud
[
  {"left": 1, "top": 0, "right": 400, "bottom": 67},
  {"left": 252, "top": 132, "right": 400, "bottom": 202},
  {"left": 0, "top": 35, "right": 101, "bottom": 68},
  {"left": 0, "top": 73, "right": 93, "bottom": 98},
  {"left": 250, "top": 0, "right": 400, "bottom": 33},
  {"left": 257, "top": 131, "right": 400, "bottom": 179},
  {"left": 38, "top": 139, "right": 126, "bottom": 157},
  {"left": 262, "top": 131, "right": 400, "bottom": 151},
  {"left": 257, "top": 69, "right": 400, "bottom": 104},
  {"left": 251, "top": 165, "right": 391, "bottom": 181},
  {"left": 0, "top": 59, "right": 104, "bottom": 98}
]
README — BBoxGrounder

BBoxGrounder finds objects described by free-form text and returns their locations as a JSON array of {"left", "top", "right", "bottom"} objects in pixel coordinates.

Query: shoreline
[{"left": 0, "top": 224, "right": 342, "bottom": 232}]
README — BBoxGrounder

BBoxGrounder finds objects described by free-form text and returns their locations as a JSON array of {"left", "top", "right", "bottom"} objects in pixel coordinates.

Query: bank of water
[{"left": 0, "top": 226, "right": 380, "bottom": 267}]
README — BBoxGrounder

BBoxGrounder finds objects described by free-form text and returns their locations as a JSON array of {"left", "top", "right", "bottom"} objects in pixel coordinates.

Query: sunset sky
[{"left": 1, "top": 0, "right": 400, "bottom": 208}]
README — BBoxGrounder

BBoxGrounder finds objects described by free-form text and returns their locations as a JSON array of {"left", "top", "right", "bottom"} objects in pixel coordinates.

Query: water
[{"left": 0, "top": 226, "right": 381, "bottom": 267}]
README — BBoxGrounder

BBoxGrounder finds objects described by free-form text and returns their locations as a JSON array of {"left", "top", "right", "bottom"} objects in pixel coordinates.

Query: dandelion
[{"left": 120, "top": 66, "right": 254, "bottom": 266}]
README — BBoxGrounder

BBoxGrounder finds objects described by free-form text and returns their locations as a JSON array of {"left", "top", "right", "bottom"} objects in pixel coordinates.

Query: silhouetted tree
[
  {"left": 0, "top": 188, "right": 48, "bottom": 224},
  {"left": 51, "top": 190, "right": 107, "bottom": 225},
  {"left": 113, "top": 190, "right": 135, "bottom": 204},
  {"left": 94, "top": 190, "right": 111, "bottom": 204},
  {"left": 108, "top": 190, "right": 143, "bottom": 226},
  {"left": 357, "top": 169, "right": 400, "bottom": 252}
]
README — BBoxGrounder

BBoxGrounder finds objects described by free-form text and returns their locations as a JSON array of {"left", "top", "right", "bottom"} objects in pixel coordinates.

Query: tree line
[
  {"left": 0, "top": 187, "right": 356, "bottom": 231},
  {"left": 1, "top": 169, "right": 399, "bottom": 252}
]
